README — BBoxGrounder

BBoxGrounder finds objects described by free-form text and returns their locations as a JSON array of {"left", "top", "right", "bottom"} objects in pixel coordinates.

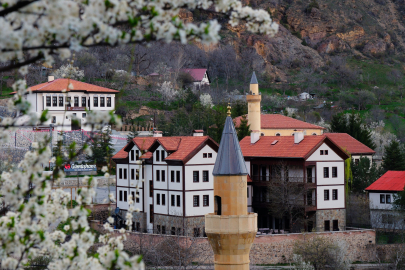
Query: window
[
  {"left": 161, "top": 170, "right": 165, "bottom": 182},
  {"left": 193, "top": 228, "right": 200, "bottom": 237},
  {"left": 193, "top": 171, "right": 199, "bottom": 182},
  {"left": 136, "top": 169, "right": 139, "bottom": 180},
  {"left": 387, "top": 194, "right": 392, "bottom": 204},
  {"left": 74, "top": 97, "right": 79, "bottom": 107},
  {"left": 136, "top": 150, "right": 139, "bottom": 160},
  {"left": 52, "top": 96, "right": 57, "bottom": 106},
  {"left": 149, "top": 181, "right": 153, "bottom": 197},
  {"left": 156, "top": 170, "right": 160, "bottom": 181},
  {"left": 73, "top": 113, "right": 76, "bottom": 117},
  {"left": 131, "top": 150, "right": 135, "bottom": 160},
  {"left": 380, "top": 194, "right": 385, "bottom": 204},
  {"left": 324, "top": 220, "right": 330, "bottom": 231},
  {"left": 46, "top": 96, "right": 51, "bottom": 106},
  {"left": 320, "top": 150, "right": 324, "bottom": 155},
  {"left": 157, "top": 194, "right": 160, "bottom": 205},
  {"left": 81, "top": 97, "right": 86, "bottom": 107},
  {"left": 193, "top": 195, "right": 199, "bottom": 207},
  {"left": 247, "top": 188, "right": 249, "bottom": 198},
  {"left": 136, "top": 191, "right": 140, "bottom": 203},
  {"left": 324, "top": 190, "right": 329, "bottom": 200},
  {"left": 131, "top": 192, "right": 135, "bottom": 202},
  {"left": 59, "top": 96, "right": 64, "bottom": 107},
  {"left": 156, "top": 225, "right": 161, "bottom": 233},
  {"left": 171, "top": 195, "right": 175, "bottom": 206},
  {"left": 203, "top": 195, "right": 209, "bottom": 206},
  {"left": 312, "top": 133, "right": 317, "bottom": 135},
  {"left": 82, "top": 113, "right": 86, "bottom": 118},
  {"left": 208, "top": 153, "right": 212, "bottom": 158},
  {"left": 162, "top": 226, "right": 166, "bottom": 235},
  {"left": 100, "top": 97, "right": 105, "bottom": 107},
  {"left": 119, "top": 168, "right": 122, "bottom": 179},
  {"left": 124, "top": 191, "right": 127, "bottom": 202},
  {"left": 332, "top": 189, "right": 338, "bottom": 200},
  {"left": 136, "top": 222, "right": 141, "bottom": 232},
  {"left": 67, "top": 97, "right": 71, "bottom": 106},
  {"left": 202, "top": 170, "right": 209, "bottom": 182},
  {"left": 275, "top": 133, "right": 281, "bottom": 136},
  {"left": 107, "top": 97, "right": 111, "bottom": 107},
  {"left": 171, "top": 171, "right": 175, "bottom": 182},
  {"left": 150, "top": 205, "right": 153, "bottom": 223},
  {"left": 324, "top": 167, "right": 329, "bottom": 178},
  {"left": 176, "top": 171, "right": 180, "bottom": 183},
  {"left": 156, "top": 151, "right": 160, "bottom": 162},
  {"left": 123, "top": 169, "right": 127, "bottom": 179},
  {"left": 177, "top": 195, "right": 181, "bottom": 207},
  {"left": 52, "top": 116, "right": 56, "bottom": 123},
  {"left": 162, "top": 194, "right": 166, "bottom": 205},
  {"left": 93, "top": 97, "right": 98, "bottom": 107},
  {"left": 325, "top": 150, "right": 328, "bottom": 155},
  {"left": 171, "top": 227, "right": 176, "bottom": 235},
  {"left": 161, "top": 150, "right": 165, "bottom": 160},
  {"left": 177, "top": 228, "right": 181, "bottom": 235},
  {"left": 119, "top": 190, "right": 123, "bottom": 201},
  {"left": 131, "top": 169, "right": 135, "bottom": 180},
  {"left": 332, "top": 167, "right": 337, "bottom": 178},
  {"left": 203, "top": 153, "right": 207, "bottom": 158}
]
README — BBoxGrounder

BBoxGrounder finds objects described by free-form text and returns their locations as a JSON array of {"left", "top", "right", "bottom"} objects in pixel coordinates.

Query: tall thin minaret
[
  {"left": 205, "top": 105, "right": 258, "bottom": 270},
  {"left": 246, "top": 72, "right": 261, "bottom": 134}
]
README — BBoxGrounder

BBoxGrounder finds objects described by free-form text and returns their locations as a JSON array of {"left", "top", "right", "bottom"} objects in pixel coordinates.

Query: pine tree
[
  {"left": 127, "top": 126, "right": 138, "bottom": 143},
  {"left": 86, "top": 127, "right": 114, "bottom": 167},
  {"left": 393, "top": 186, "right": 405, "bottom": 212},
  {"left": 330, "top": 113, "right": 376, "bottom": 150},
  {"left": 351, "top": 157, "right": 384, "bottom": 193},
  {"left": 236, "top": 115, "right": 251, "bottom": 141},
  {"left": 382, "top": 140, "right": 405, "bottom": 171}
]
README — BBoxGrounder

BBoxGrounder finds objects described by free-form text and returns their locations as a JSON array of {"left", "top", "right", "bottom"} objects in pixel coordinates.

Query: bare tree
[{"left": 353, "top": 90, "right": 376, "bottom": 111}]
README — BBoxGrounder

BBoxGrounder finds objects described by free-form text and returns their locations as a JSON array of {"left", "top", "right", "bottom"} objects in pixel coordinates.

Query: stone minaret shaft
[
  {"left": 205, "top": 106, "right": 258, "bottom": 270},
  {"left": 246, "top": 72, "right": 261, "bottom": 133}
]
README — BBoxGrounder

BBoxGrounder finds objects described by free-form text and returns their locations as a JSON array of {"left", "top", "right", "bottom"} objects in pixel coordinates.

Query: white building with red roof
[
  {"left": 112, "top": 130, "right": 219, "bottom": 235},
  {"left": 16, "top": 76, "right": 119, "bottom": 131},
  {"left": 239, "top": 131, "right": 349, "bottom": 232},
  {"left": 366, "top": 171, "right": 405, "bottom": 229},
  {"left": 181, "top": 69, "right": 210, "bottom": 88}
]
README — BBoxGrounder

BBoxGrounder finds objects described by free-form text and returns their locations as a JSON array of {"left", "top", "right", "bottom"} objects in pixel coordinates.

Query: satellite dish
[{"left": 114, "top": 207, "right": 120, "bottom": 214}]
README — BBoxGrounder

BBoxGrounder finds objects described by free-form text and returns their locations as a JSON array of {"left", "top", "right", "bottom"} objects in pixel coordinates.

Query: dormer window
[
  {"left": 156, "top": 151, "right": 160, "bottom": 162},
  {"left": 161, "top": 150, "right": 165, "bottom": 160}
]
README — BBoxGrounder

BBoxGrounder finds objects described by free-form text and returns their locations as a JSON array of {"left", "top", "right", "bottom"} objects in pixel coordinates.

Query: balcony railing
[
  {"left": 67, "top": 106, "right": 86, "bottom": 111},
  {"left": 251, "top": 175, "right": 312, "bottom": 183}
]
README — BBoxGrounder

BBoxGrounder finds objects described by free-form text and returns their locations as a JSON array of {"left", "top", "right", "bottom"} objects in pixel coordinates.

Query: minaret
[
  {"left": 205, "top": 105, "right": 258, "bottom": 270},
  {"left": 246, "top": 72, "right": 261, "bottom": 134}
]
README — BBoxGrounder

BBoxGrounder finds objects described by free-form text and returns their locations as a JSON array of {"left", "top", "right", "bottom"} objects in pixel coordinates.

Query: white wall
[
  {"left": 316, "top": 161, "right": 344, "bottom": 185},
  {"left": 307, "top": 143, "right": 343, "bottom": 162},
  {"left": 153, "top": 145, "right": 167, "bottom": 165},
  {"left": 352, "top": 154, "right": 373, "bottom": 163},
  {"left": 316, "top": 185, "right": 345, "bottom": 209},
  {"left": 117, "top": 187, "right": 129, "bottom": 210},
  {"left": 168, "top": 191, "right": 183, "bottom": 216},
  {"left": 130, "top": 187, "right": 143, "bottom": 212},
  {"left": 186, "top": 144, "right": 217, "bottom": 165},
  {"left": 167, "top": 165, "right": 183, "bottom": 191},
  {"left": 153, "top": 164, "right": 168, "bottom": 190},
  {"left": 184, "top": 165, "right": 214, "bottom": 191},
  {"left": 369, "top": 192, "right": 394, "bottom": 210},
  {"left": 154, "top": 190, "right": 168, "bottom": 215},
  {"left": 185, "top": 191, "right": 214, "bottom": 216},
  {"left": 245, "top": 161, "right": 251, "bottom": 175}
]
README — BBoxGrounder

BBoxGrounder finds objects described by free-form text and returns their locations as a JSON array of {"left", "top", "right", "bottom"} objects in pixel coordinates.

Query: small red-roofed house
[
  {"left": 181, "top": 69, "right": 210, "bottom": 88},
  {"left": 112, "top": 132, "right": 218, "bottom": 234},
  {"left": 13, "top": 77, "right": 119, "bottom": 131},
  {"left": 366, "top": 171, "right": 405, "bottom": 229},
  {"left": 240, "top": 131, "right": 350, "bottom": 233}
]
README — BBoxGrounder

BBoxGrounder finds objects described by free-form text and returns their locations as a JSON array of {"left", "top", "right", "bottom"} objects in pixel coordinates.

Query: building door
[{"left": 71, "top": 118, "right": 81, "bottom": 130}]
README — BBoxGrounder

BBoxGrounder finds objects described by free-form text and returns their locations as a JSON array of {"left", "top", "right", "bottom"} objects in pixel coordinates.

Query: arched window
[
  {"left": 214, "top": 196, "right": 221, "bottom": 215},
  {"left": 312, "top": 133, "right": 317, "bottom": 135},
  {"left": 275, "top": 133, "right": 281, "bottom": 136}
]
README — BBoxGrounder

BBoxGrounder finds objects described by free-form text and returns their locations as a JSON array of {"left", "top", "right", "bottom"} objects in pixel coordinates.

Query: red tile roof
[
  {"left": 240, "top": 135, "right": 348, "bottom": 160},
  {"left": 181, "top": 69, "right": 207, "bottom": 82},
  {"left": 233, "top": 114, "right": 325, "bottom": 130},
  {"left": 22, "top": 78, "right": 119, "bottom": 94},
  {"left": 112, "top": 136, "right": 218, "bottom": 162},
  {"left": 325, "top": 133, "right": 375, "bottom": 155},
  {"left": 366, "top": 171, "right": 405, "bottom": 192}
]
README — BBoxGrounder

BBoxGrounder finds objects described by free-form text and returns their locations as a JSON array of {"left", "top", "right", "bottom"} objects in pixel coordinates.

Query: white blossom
[{"left": 200, "top": 93, "right": 214, "bottom": 108}]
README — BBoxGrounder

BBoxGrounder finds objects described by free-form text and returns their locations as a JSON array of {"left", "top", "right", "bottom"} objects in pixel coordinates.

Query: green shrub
[{"left": 305, "top": 0, "right": 319, "bottom": 13}]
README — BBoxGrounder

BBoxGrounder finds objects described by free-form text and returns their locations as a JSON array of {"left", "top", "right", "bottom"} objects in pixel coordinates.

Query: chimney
[
  {"left": 193, "top": 129, "right": 204, "bottom": 136},
  {"left": 294, "top": 130, "right": 304, "bottom": 144},
  {"left": 48, "top": 76, "right": 54, "bottom": 82},
  {"left": 251, "top": 131, "right": 260, "bottom": 144},
  {"left": 153, "top": 130, "right": 163, "bottom": 137}
]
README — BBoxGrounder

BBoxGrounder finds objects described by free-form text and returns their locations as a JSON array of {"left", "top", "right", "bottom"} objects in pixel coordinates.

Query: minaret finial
[{"left": 227, "top": 103, "right": 231, "bottom": 117}]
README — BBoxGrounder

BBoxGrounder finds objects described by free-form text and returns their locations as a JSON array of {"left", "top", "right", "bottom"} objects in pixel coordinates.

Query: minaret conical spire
[
  {"left": 212, "top": 116, "right": 248, "bottom": 176},
  {"left": 250, "top": 71, "right": 258, "bottom": 84}
]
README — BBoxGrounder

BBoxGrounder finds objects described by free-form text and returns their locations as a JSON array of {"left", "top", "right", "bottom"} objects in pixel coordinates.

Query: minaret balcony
[
  {"left": 246, "top": 95, "right": 261, "bottom": 102},
  {"left": 205, "top": 213, "right": 258, "bottom": 235}
]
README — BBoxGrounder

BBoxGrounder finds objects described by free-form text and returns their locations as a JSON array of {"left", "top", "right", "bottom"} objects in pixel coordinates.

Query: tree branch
[
  {"left": 0, "top": 0, "right": 39, "bottom": 16},
  {"left": 0, "top": 53, "right": 44, "bottom": 72}
]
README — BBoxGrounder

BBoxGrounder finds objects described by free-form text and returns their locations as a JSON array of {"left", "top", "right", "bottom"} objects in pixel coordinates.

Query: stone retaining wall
[{"left": 94, "top": 229, "right": 376, "bottom": 265}]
